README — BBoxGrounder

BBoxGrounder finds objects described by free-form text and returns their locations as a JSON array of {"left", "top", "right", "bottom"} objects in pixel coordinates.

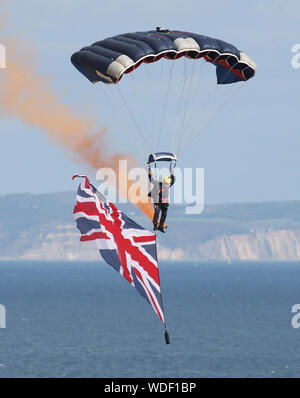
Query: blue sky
[{"left": 0, "top": 0, "right": 299, "bottom": 204}]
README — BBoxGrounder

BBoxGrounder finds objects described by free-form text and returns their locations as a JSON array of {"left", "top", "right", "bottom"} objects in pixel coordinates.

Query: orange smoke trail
[
  {"left": 136, "top": 200, "right": 153, "bottom": 219},
  {"left": 0, "top": 35, "right": 153, "bottom": 218}
]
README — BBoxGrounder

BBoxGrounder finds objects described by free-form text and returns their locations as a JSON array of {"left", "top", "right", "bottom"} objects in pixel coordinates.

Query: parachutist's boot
[
  {"left": 153, "top": 224, "right": 158, "bottom": 231},
  {"left": 158, "top": 225, "right": 165, "bottom": 233}
]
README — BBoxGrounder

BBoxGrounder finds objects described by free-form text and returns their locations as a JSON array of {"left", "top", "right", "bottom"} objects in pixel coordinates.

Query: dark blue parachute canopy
[{"left": 71, "top": 27, "right": 256, "bottom": 85}]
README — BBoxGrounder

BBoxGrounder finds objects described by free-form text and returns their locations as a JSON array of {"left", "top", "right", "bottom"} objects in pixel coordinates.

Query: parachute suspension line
[
  {"left": 171, "top": 58, "right": 188, "bottom": 154},
  {"left": 138, "top": 63, "right": 155, "bottom": 143},
  {"left": 189, "top": 56, "right": 238, "bottom": 107},
  {"left": 176, "top": 58, "right": 196, "bottom": 154},
  {"left": 129, "top": 71, "right": 151, "bottom": 140},
  {"left": 116, "top": 85, "right": 152, "bottom": 154},
  {"left": 146, "top": 63, "right": 155, "bottom": 135},
  {"left": 129, "top": 73, "right": 138, "bottom": 98},
  {"left": 184, "top": 52, "right": 219, "bottom": 127},
  {"left": 154, "top": 161, "right": 158, "bottom": 179},
  {"left": 95, "top": 84, "right": 117, "bottom": 113},
  {"left": 195, "top": 59, "right": 206, "bottom": 90},
  {"left": 187, "top": 53, "right": 223, "bottom": 118},
  {"left": 184, "top": 59, "right": 208, "bottom": 139},
  {"left": 180, "top": 57, "right": 240, "bottom": 149},
  {"left": 178, "top": 84, "right": 243, "bottom": 157},
  {"left": 185, "top": 55, "right": 207, "bottom": 114},
  {"left": 196, "top": 58, "right": 240, "bottom": 117},
  {"left": 157, "top": 61, "right": 175, "bottom": 149},
  {"left": 185, "top": 60, "right": 205, "bottom": 117},
  {"left": 95, "top": 83, "right": 149, "bottom": 159}
]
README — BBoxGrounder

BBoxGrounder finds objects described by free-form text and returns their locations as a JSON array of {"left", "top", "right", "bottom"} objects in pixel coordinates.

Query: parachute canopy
[
  {"left": 71, "top": 28, "right": 256, "bottom": 160},
  {"left": 71, "top": 27, "right": 256, "bottom": 86}
]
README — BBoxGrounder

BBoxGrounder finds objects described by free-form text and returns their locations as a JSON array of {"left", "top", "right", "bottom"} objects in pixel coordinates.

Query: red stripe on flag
[
  {"left": 80, "top": 232, "right": 108, "bottom": 242},
  {"left": 133, "top": 235, "right": 156, "bottom": 243},
  {"left": 74, "top": 201, "right": 99, "bottom": 216}
]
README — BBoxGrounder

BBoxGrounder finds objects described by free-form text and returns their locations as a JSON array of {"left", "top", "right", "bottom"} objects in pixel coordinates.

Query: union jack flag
[{"left": 72, "top": 174, "right": 169, "bottom": 341}]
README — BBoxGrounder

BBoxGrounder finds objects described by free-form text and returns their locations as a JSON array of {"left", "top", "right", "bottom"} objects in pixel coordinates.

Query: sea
[{"left": 0, "top": 261, "right": 299, "bottom": 378}]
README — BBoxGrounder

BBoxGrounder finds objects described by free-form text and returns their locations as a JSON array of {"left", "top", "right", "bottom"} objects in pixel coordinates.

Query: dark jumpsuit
[{"left": 148, "top": 171, "right": 175, "bottom": 228}]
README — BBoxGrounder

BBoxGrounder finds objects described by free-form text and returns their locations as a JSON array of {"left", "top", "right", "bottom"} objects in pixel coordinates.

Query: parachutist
[{"left": 148, "top": 168, "right": 176, "bottom": 233}]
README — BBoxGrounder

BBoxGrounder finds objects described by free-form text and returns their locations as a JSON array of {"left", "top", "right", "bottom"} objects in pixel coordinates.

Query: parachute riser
[{"left": 170, "top": 160, "right": 177, "bottom": 171}]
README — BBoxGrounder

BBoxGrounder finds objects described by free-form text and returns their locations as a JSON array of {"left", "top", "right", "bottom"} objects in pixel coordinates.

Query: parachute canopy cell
[
  {"left": 147, "top": 152, "right": 178, "bottom": 164},
  {"left": 71, "top": 28, "right": 256, "bottom": 85}
]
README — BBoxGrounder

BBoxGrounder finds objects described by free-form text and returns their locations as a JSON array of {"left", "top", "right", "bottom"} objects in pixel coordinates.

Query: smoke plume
[{"left": 0, "top": 31, "right": 153, "bottom": 219}]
